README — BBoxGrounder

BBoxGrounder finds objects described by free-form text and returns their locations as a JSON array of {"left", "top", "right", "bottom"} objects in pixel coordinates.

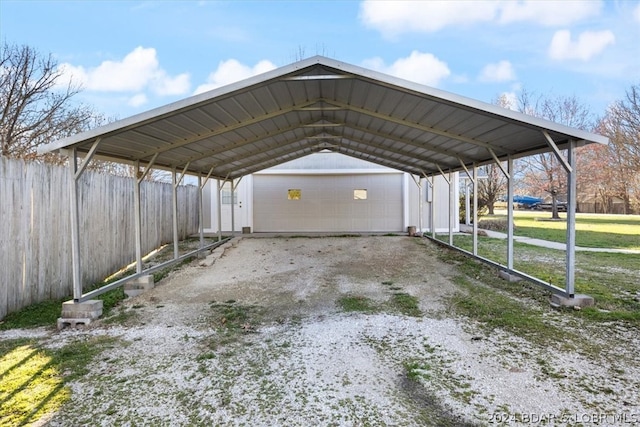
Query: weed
[
  {"left": 389, "top": 293, "right": 422, "bottom": 317},
  {"left": 337, "top": 295, "right": 378, "bottom": 313}
]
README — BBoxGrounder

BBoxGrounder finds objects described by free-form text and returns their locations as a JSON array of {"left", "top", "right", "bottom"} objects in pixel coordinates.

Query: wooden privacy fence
[{"left": 0, "top": 157, "right": 200, "bottom": 320}]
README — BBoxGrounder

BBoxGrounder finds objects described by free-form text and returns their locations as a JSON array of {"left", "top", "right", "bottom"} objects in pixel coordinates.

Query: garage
[{"left": 253, "top": 172, "right": 403, "bottom": 232}]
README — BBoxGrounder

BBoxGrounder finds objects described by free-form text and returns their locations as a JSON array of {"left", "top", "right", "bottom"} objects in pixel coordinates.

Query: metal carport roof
[{"left": 38, "top": 55, "right": 607, "bottom": 179}]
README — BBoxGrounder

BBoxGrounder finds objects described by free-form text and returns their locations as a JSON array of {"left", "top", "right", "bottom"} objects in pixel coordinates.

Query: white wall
[{"left": 205, "top": 153, "right": 459, "bottom": 233}]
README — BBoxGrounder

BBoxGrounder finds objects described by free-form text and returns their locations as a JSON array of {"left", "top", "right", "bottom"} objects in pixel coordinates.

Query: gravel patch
[{"left": 3, "top": 236, "right": 639, "bottom": 426}]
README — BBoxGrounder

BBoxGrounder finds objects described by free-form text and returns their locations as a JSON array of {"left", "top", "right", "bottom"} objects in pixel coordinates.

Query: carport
[{"left": 38, "top": 56, "right": 608, "bottom": 313}]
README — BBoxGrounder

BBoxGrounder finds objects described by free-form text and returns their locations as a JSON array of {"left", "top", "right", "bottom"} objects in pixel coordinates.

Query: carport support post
[
  {"left": 566, "top": 140, "right": 577, "bottom": 297},
  {"left": 134, "top": 161, "right": 143, "bottom": 273},
  {"left": 472, "top": 163, "right": 478, "bottom": 256},
  {"left": 69, "top": 148, "right": 82, "bottom": 300},
  {"left": 172, "top": 168, "right": 179, "bottom": 259},
  {"left": 430, "top": 176, "right": 436, "bottom": 239},
  {"left": 507, "top": 156, "right": 514, "bottom": 270},
  {"left": 216, "top": 179, "right": 222, "bottom": 242},
  {"left": 198, "top": 175, "right": 204, "bottom": 250},
  {"left": 448, "top": 170, "right": 454, "bottom": 246}
]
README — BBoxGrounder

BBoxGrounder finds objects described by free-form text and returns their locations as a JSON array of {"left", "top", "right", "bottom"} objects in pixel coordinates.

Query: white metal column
[
  {"left": 172, "top": 169, "right": 179, "bottom": 259},
  {"left": 68, "top": 139, "right": 102, "bottom": 300},
  {"left": 69, "top": 148, "right": 82, "bottom": 300},
  {"left": 473, "top": 163, "right": 478, "bottom": 256},
  {"left": 134, "top": 163, "right": 144, "bottom": 273},
  {"left": 566, "top": 140, "right": 577, "bottom": 297},
  {"left": 449, "top": 170, "right": 454, "bottom": 245},
  {"left": 430, "top": 175, "right": 436, "bottom": 238},
  {"left": 198, "top": 175, "right": 204, "bottom": 249},
  {"left": 216, "top": 179, "right": 222, "bottom": 242},
  {"left": 507, "top": 156, "right": 514, "bottom": 270}
]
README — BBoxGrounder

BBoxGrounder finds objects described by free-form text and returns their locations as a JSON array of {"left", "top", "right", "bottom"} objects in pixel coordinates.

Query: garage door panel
[{"left": 253, "top": 174, "right": 403, "bottom": 232}]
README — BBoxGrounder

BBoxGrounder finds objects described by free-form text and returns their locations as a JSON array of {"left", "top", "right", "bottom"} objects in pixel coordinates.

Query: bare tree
[
  {"left": 0, "top": 42, "right": 96, "bottom": 160},
  {"left": 516, "top": 90, "right": 595, "bottom": 218},
  {"left": 477, "top": 163, "right": 506, "bottom": 215},
  {"left": 592, "top": 84, "right": 640, "bottom": 213}
]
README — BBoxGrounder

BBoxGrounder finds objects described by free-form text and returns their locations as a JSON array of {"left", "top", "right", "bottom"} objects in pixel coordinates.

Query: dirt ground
[{"left": 23, "top": 236, "right": 640, "bottom": 426}]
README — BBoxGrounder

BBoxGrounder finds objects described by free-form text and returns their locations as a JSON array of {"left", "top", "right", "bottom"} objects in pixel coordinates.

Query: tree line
[{"left": 477, "top": 88, "right": 639, "bottom": 215}]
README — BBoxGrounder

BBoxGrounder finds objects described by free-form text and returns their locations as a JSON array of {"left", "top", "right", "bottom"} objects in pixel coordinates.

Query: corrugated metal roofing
[{"left": 39, "top": 56, "right": 608, "bottom": 180}]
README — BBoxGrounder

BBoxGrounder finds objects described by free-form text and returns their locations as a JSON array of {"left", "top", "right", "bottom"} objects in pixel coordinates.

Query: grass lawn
[
  {"left": 483, "top": 210, "right": 640, "bottom": 250},
  {"left": 436, "top": 229, "right": 640, "bottom": 322}
]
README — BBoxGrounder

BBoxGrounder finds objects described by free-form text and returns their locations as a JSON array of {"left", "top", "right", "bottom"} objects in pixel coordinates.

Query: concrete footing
[
  {"left": 498, "top": 270, "right": 522, "bottom": 283},
  {"left": 124, "top": 275, "right": 155, "bottom": 298},
  {"left": 58, "top": 299, "right": 103, "bottom": 329},
  {"left": 550, "top": 293, "right": 595, "bottom": 309}
]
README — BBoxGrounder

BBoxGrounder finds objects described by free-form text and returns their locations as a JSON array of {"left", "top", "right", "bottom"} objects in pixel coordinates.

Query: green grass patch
[
  {"left": 206, "top": 302, "right": 264, "bottom": 350},
  {"left": 389, "top": 293, "right": 422, "bottom": 317},
  {"left": 450, "top": 275, "right": 551, "bottom": 339},
  {"left": 337, "top": 295, "right": 378, "bottom": 313},
  {"left": 0, "top": 336, "right": 117, "bottom": 426},
  {"left": 484, "top": 211, "right": 640, "bottom": 249},
  {"left": 437, "top": 233, "right": 640, "bottom": 323}
]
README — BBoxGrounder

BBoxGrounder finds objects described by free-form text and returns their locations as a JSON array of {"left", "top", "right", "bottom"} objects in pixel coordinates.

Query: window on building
[
  {"left": 221, "top": 189, "right": 237, "bottom": 204},
  {"left": 288, "top": 189, "right": 301, "bottom": 200},
  {"left": 354, "top": 189, "right": 367, "bottom": 200}
]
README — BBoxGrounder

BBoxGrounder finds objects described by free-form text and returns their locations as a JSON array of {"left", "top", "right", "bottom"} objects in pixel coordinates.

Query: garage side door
[{"left": 253, "top": 174, "right": 403, "bottom": 232}]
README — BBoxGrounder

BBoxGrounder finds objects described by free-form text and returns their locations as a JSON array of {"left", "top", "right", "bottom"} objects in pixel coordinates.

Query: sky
[{"left": 2, "top": 0, "right": 639, "bottom": 123}]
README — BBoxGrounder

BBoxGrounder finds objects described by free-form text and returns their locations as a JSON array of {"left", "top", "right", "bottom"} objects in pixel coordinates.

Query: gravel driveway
[{"left": 12, "top": 236, "right": 639, "bottom": 426}]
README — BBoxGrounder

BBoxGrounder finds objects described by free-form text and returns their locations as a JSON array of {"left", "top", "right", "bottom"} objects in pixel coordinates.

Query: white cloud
[
  {"left": 479, "top": 60, "right": 516, "bottom": 82},
  {"left": 498, "top": 0, "right": 602, "bottom": 26},
  {"left": 58, "top": 46, "right": 190, "bottom": 96},
  {"left": 359, "top": 0, "right": 497, "bottom": 36},
  {"left": 128, "top": 93, "right": 148, "bottom": 107},
  {"left": 634, "top": 3, "right": 640, "bottom": 23},
  {"left": 548, "top": 30, "right": 615, "bottom": 61},
  {"left": 359, "top": 0, "right": 603, "bottom": 35},
  {"left": 194, "top": 59, "right": 277, "bottom": 95},
  {"left": 362, "top": 51, "right": 450, "bottom": 87}
]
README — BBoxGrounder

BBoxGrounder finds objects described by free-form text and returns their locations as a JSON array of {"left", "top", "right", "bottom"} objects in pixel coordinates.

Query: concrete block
[
  {"left": 61, "top": 299, "right": 103, "bottom": 319},
  {"left": 124, "top": 275, "right": 155, "bottom": 298},
  {"left": 499, "top": 270, "right": 522, "bottom": 283},
  {"left": 57, "top": 318, "right": 93, "bottom": 329},
  {"left": 58, "top": 299, "right": 103, "bottom": 330},
  {"left": 550, "top": 293, "right": 595, "bottom": 308}
]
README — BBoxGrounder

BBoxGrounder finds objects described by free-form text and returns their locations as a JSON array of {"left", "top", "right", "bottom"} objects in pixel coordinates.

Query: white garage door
[{"left": 253, "top": 174, "right": 403, "bottom": 232}]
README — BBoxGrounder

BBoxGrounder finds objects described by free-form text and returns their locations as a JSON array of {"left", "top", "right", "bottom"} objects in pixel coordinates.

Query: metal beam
[
  {"left": 436, "top": 164, "right": 450, "bottom": 185},
  {"left": 488, "top": 148, "right": 509, "bottom": 179},
  {"left": 74, "top": 138, "right": 102, "bottom": 179},
  {"left": 542, "top": 130, "right": 572, "bottom": 173}
]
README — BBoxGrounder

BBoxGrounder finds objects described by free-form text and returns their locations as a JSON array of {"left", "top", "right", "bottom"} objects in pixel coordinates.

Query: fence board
[{"left": 0, "top": 157, "right": 199, "bottom": 320}]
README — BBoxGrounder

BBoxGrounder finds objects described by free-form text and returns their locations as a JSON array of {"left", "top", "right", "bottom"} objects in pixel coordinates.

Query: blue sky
[{"left": 2, "top": 0, "right": 639, "bottom": 123}]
